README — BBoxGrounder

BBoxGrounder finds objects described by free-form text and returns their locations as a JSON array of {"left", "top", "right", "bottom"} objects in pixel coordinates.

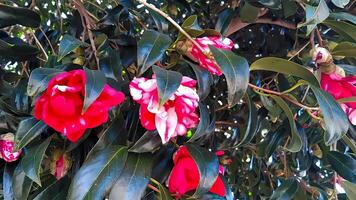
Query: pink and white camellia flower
[
  {"left": 129, "top": 75, "right": 199, "bottom": 144},
  {"left": 312, "top": 47, "right": 356, "bottom": 125},
  {"left": 184, "top": 36, "right": 234, "bottom": 76},
  {"left": 0, "top": 133, "right": 21, "bottom": 162}
]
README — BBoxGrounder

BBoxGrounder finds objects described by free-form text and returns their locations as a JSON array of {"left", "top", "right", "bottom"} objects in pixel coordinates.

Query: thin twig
[
  {"left": 147, "top": 184, "right": 160, "bottom": 193},
  {"left": 39, "top": 27, "right": 55, "bottom": 54},
  {"left": 316, "top": 28, "right": 323, "bottom": 47},
  {"left": 30, "top": 30, "right": 48, "bottom": 60}
]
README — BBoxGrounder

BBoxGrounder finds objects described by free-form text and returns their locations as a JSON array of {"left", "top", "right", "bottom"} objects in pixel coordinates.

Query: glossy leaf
[
  {"left": 129, "top": 131, "right": 162, "bottom": 153},
  {"left": 250, "top": 57, "right": 320, "bottom": 86},
  {"left": 12, "top": 164, "right": 33, "bottom": 200},
  {"left": 210, "top": 46, "right": 249, "bottom": 108},
  {"left": 33, "top": 176, "right": 70, "bottom": 200},
  {"left": 0, "top": 38, "right": 39, "bottom": 61},
  {"left": 215, "top": 8, "right": 234, "bottom": 36},
  {"left": 246, "top": 0, "right": 282, "bottom": 9},
  {"left": 310, "top": 86, "right": 349, "bottom": 145},
  {"left": 189, "top": 103, "right": 210, "bottom": 142},
  {"left": 270, "top": 179, "right": 299, "bottom": 200},
  {"left": 3, "top": 164, "right": 14, "bottom": 200},
  {"left": 109, "top": 153, "right": 153, "bottom": 200},
  {"left": 83, "top": 67, "right": 107, "bottom": 113},
  {"left": 177, "top": 15, "right": 204, "bottom": 41},
  {"left": 341, "top": 180, "right": 356, "bottom": 200},
  {"left": 27, "top": 68, "right": 63, "bottom": 96},
  {"left": 152, "top": 66, "right": 183, "bottom": 105},
  {"left": 58, "top": 34, "right": 87, "bottom": 61},
  {"left": 332, "top": 0, "right": 350, "bottom": 8},
  {"left": 137, "top": 30, "right": 172, "bottom": 75},
  {"left": 326, "top": 151, "right": 356, "bottom": 183},
  {"left": 271, "top": 96, "right": 302, "bottom": 152},
  {"left": 0, "top": 4, "right": 41, "bottom": 28},
  {"left": 148, "top": 8, "right": 169, "bottom": 33},
  {"left": 186, "top": 59, "right": 212, "bottom": 100},
  {"left": 323, "top": 20, "right": 356, "bottom": 42},
  {"left": 68, "top": 146, "right": 128, "bottom": 200},
  {"left": 185, "top": 143, "right": 219, "bottom": 198},
  {"left": 329, "top": 12, "right": 356, "bottom": 24},
  {"left": 15, "top": 117, "right": 47, "bottom": 151},
  {"left": 331, "top": 42, "right": 356, "bottom": 57},
  {"left": 21, "top": 136, "right": 52, "bottom": 186},
  {"left": 298, "top": 0, "right": 329, "bottom": 35},
  {"left": 99, "top": 47, "right": 122, "bottom": 81}
]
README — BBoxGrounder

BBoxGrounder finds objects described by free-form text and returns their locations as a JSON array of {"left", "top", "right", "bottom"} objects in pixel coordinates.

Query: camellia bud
[
  {"left": 0, "top": 133, "right": 21, "bottom": 162},
  {"left": 50, "top": 149, "right": 71, "bottom": 180}
]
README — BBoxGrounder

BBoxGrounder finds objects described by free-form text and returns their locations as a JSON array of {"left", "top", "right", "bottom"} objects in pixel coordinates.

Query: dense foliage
[{"left": 0, "top": 0, "right": 355, "bottom": 199}]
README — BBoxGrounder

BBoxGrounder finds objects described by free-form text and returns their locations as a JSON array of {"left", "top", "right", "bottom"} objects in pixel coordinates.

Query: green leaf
[
  {"left": 235, "top": 94, "right": 258, "bottom": 147},
  {"left": 177, "top": 15, "right": 205, "bottom": 41},
  {"left": 99, "top": 47, "right": 122, "bottom": 81},
  {"left": 58, "top": 34, "right": 87, "bottom": 61},
  {"left": 21, "top": 136, "right": 52, "bottom": 186},
  {"left": 0, "top": 4, "right": 41, "bottom": 28},
  {"left": 148, "top": 8, "right": 168, "bottom": 32},
  {"left": 246, "top": 0, "right": 282, "bottom": 10},
  {"left": 12, "top": 164, "right": 33, "bottom": 200},
  {"left": 257, "top": 125, "right": 285, "bottom": 158},
  {"left": 341, "top": 180, "right": 356, "bottom": 199},
  {"left": 298, "top": 0, "right": 329, "bottom": 35},
  {"left": 282, "top": 0, "right": 297, "bottom": 18},
  {"left": 331, "top": 42, "right": 356, "bottom": 57},
  {"left": 188, "top": 103, "right": 210, "bottom": 142},
  {"left": 250, "top": 57, "right": 320, "bottom": 86},
  {"left": 0, "top": 38, "right": 39, "bottom": 61},
  {"left": 152, "top": 66, "right": 183, "bottom": 105},
  {"left": 3, "top": 164, "right": 14, "bottom": 200},
  {"left": 109, "top": 153, "right": 153, "bottom": 200},
  {"left": 129, "top": 131, "right": 162, "bottom": 153},
  {"left": 271, "top": 96, "right": 302, "bottom": 152},
  {"left": 185, "top": 144, "right": 219, "bottom": 198},
  {"left": 33, "top": 176, "right": 70, "bottom": 200},
  {"left": 68, "top": 146, "right": 128, "bottom": 200},
  {"left": 210, "top": 46, "right": 249, "bottom": 108},
  {"left": 185, "top": 59, "right": 212, "bottom": 100},
  {"left": 240, "top": 3, "right": 259, "bottom": 23},
  {"left": 323, "top": 20, "right": 356, "bottom": 42},
  {"left": 310, "top": 86, "right": 349, "bottom": 145},
  {"left": 270, "top": 178, "right": 299, "bottom": 200},
  {"left": 215, "top": 8, "right": 235, "bottom": 36},
  {"left": 83, "top": 68, "right": 107, "bottom": 113},
  {"left": 326, "top": 151, "right": 356, "bottom": 183},
  {"left": 329, "top": 12, "right": 356, "bottom": 24},
  {"left": 151, "top": 179, "right": 173, "bottom": 200},
  {"left": 331, "top": 0, "right": 350, "bottom": 8},
  {"left": 137, "top": 30, "right": 172, "bottom": 75},
  {"left": 27, "top": 68, "right": 63, "bottom": 96},
  {"left": 15, "top": 117, "right": 47, "bottom": 151}
]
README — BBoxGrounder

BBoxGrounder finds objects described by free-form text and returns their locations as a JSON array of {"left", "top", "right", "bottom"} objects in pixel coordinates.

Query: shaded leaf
[
  {"left": 331, "top": 42, "right": 356, "bottom": 57},
  {"left": 83, "top": 68, "right": 107, "bottom": 113},
  {"left": 215, "top": 8, "right": 235, "bottom": 36},
  {"left": 15, "top": 117, "right": 47, "bottom": 151},
  {"left": 210, "top": 46, "right": 249, "bottom": 108},
  {"left": 3, "top": 164, "right": 14, "bottom": 200},
  {"left": 323, "top": 20, "right": 356, "bottom": 42},
  {"left": 33, "top": 176, "right": 70, "bottom": 200},
  {"left": 27, "top": 68, "right": 63, "bottom": 96},
  {"left": 270, "top": 178, "right": 299, "bottom": 200},
  {"left": 58, "top": 34, "right": 87, "bottom": 61},
  {"left": 246, "top": 0, "right": 282, "bottom": 9},
  {"left": 185, "top": 143, "right": 219, "bottom": 198},
  {"left": 152, "top": 66, "right": 183, "bottom": 105},
  {"left": 341, "top": 180, "right": 356, "bottom": 199},
  {"left": 68, "top": 146, "right": 128, "bottom": 200},
  {"left": 129, "top": 131, "right": 162, "bottom": 153},
  {"left": 21, "top": 136, "right": 52, "bottom": 186},
  {"left": 0, "top": 38, "right": 39, "bottom": 61},
  {"left": 240, "top": 3, "right": 259, "bottom": 23},
  {"left": 148, "top": 8, "right": 169, "bottom": 33},
  {"left": 329, "top": 12, "right": 356, "bottom": 24},
  {"left": 189, "top": 103, "right": 210, "bottom": 142},
  {"left": 326, "top": 151, "right": 356, "bottom": 183},
  {"left": 99, "top": 47, "right": 122, "bottom": 81},
  {"left": 137, "top": 30, "right": 172, "bottom": 75},
  {"left": 0, "top": 4, "right": 41, "bottom": 28},
  {"left": 298, "top": 0, "right": 329, "bottom": 35},
  {"left": 332, "top": 0, "right": 350, "bottom": 8},
  {"left": 177, "top": 15, "right": 204, "bottom": 41},
  {"left": 12, "top": 164, "right": 33, "bottom": 200},
  {"left": 186, "top": 59, "right": 212, "bottom": 100},
  {"left": 109, "top": 153, "right": 153, "bottom": 200}
]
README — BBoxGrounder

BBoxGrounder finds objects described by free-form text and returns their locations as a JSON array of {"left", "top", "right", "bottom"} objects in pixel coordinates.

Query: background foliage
[{"left": 0, "top": 0, "right": 355, "bottom": 199}]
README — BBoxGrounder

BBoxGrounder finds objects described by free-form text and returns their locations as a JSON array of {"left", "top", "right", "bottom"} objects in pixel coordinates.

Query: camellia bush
[{"left": 0, "top": 0, "right": 356, "bottom": 199}]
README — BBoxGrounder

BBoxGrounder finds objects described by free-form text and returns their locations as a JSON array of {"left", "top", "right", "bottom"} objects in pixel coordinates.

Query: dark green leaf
[
  {"left": 155, "top": 180, "right": 173, "bottom": 200},
  {"left": 270, "top": 179, "right": 299, "bottom": 200},
  {"left": 329, "top": 12, "right": 356, "bottom": 24},
  {"left": 210, "top": 46, "right": 249, "bottom": 108},
  {"left": 298, "top": 0, "right": 329, "bottom": 35},
  {"left": 129, "top": 131, "right": 162, "bottom": 153},
  {"left": 58, "top": 34, "right": 87, "bottom": 61},
  {"left": 177, "top": 15, "right": 205, "bottom": 41},
  {"left": 109, "top": 153, "right": 153, "bottom": 200},
  {"left": 148, "top": 8, "right": 169, "bottom": 33},
  {"left": 331, "top": 0, "right": 350, "bottom": 8},
  {"left": 99, "top": 47, "right": 122, "bottom": 81},
  {"left": 185, "top": 144, "right": 219, "bottom": 198},
  {"left": 331, "top": 42, "right": 356, "bottom": 57},
  {"left": 3, "top": 164, "right": 14, "bottom": 200},
  {"left": 0, "top": 38, "right": 39, "bottom": 61},
  {"left": 186, "top": 59, "right": 212, "bottom": 100},
  {"left": 310, "top": 86, "right": 349, "bottom": 145},
  {"left": 282, "top": 0, "right": 297, "bottom": 18},
  {"left": 189, "top": 103, "right": 210, "bottom": 142},
  {"left": 0, "top": 4, "right": 41, "bottom": 28},
  {"left": 83, "top": 68, "right": 107, "bottom": 113},
  {"left": 341, "top": 180, "right": 356, "bottom": 199},
  {"left": 15, "top": 117, "right": 47, "bottom": 151},
  {"left": 246, "top": 0, "right": 282, "bottom": 9},
  {"left": 68, "top": 146, "right": 128, "bottom": 200},
  {"left": 27, "top": 68, "right": 63, "bottom": 96},
  {"left": 257, "top": 125, "right": 285, "bottom": 158},
  {"left": 271, "top": 96, "right": 302, "bottom": 152},
  {"left": 215, "top": 8, "right": 235, "bottom": 36},
  {"left": 21, "top": 136, "right": 52, "bottom": 186},
  {"left": 12, "top": 164, "right": 33, "bottom": 200},
  {"left": 33, "top": 176, "right": 70, "bottom": 200},
  {"left": 137, "top": 30, "right": 172, "bottom": 75},
  {"left": 323, "top": 20, "right": 356, "bottom": 42},
  {"left": 152, "top": 66, "right": 183, "bottom": 105},
  {"left": 240, "top": 3, "right": 259, "bottom": 23},
  {"left": 326, "top": 151, "right": 356, "bottom": 183},
  {"left": 250, "top": 57, "right": 320, "bottom": 86}
]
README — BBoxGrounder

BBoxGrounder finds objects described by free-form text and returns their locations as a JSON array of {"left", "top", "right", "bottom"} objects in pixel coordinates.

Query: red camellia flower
[
  {"left": 312, "top": 47, "right": 356, "bottom": 125},
  {"left": 167, "top": 146, "right": 226, "bottom": 198},
  {"left": 184, "top": 36, "right": 234, "bottom": 76},
  {"left": 34, "top": 69, "right": 125, "bottom": 142},
  {"left": 0, "top": 133, "right": 21, "bottom": 162},
  {"left": 129, "top": 75, "right": 199, "bottom": 144}
]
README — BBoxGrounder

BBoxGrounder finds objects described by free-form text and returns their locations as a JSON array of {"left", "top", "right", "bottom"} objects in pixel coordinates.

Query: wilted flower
[{"left": 0, "top": 133, "right": 21, "bottom": 162}]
